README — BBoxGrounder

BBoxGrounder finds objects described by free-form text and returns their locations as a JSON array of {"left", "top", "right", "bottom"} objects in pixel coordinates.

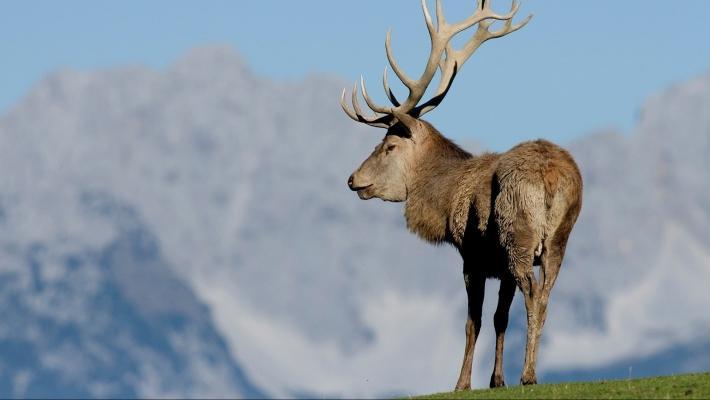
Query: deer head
[{"left": 343, "top": 0, "right": 531, "bottom": 202}]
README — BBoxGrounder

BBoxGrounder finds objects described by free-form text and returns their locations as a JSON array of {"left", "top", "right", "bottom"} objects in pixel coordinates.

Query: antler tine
[
  {"left": 435, "top": 0, "right": 445, "bottom": 31},
  {"left": 489, "top": 15, "right": 532, "bottom": 39},
  {"left": 350, "top": 83, "right": 369, "bottom": 120},
  {"left": 487, "top": 1, "right": 532, "bottom": 38},
  {"left": 360, "top": 75, "right": 392, "bottom": 114},
  {"left": 422, "top": 0, "right": 436, "bottom": 35},
  {"left": 340, "top": 84, "right": 393, "bottom": 128},
  {"left": 340, "top": 88, "right": 359, "bottom": 122},
  {"left": 449, "top": 0, "right": 521, "bottom": 35},
  {"left": 385, "top": 30, "right": 416, "bottom": 91},
  {"left": 477, "top": 1, "right": 531, "bottom": 41},
  {"left": 382, "top": 67, "right": 401, "bottom": 107}
]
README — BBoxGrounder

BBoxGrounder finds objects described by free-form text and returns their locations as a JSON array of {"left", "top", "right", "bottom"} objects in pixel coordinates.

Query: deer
[{"left": 340, "top": 0, "right": 582, "bottom": 391}]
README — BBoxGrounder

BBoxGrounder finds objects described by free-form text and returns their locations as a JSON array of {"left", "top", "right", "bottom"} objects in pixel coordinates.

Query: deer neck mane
[{"left": 404, "top": 128, "right": 471, "bottom": 244}]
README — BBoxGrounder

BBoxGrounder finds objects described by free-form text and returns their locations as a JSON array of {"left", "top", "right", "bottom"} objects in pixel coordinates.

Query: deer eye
[{"left": 385, "top": 144, "right": 396, "bottom": 153}]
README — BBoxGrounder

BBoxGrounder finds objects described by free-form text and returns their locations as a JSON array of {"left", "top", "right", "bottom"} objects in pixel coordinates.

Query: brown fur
[{"left": 348, "top": 119, "right": 582, "bottom": 389}]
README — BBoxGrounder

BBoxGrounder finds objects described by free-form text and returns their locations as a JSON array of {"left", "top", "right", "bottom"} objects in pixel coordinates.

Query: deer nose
[{"left": 348, "top": 174, "right": 355, "bottom": 190}]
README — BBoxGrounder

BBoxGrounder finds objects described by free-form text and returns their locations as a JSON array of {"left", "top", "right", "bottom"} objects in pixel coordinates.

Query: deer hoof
[
  {"left": 454, "top": 383, "right": 471, "bottom": 392},
  {"left": 490, "top": 374, "right": 506, "bottom": 388}
]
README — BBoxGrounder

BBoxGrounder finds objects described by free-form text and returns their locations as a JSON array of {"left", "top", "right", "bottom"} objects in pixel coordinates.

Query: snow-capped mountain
[{"left": 0, "top": 45, "right": 708, "bottom": 397}]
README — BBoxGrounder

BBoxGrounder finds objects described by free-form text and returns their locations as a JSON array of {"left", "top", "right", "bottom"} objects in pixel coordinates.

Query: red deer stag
[{"left": 341, "top": 0, "right": 582, "bottom": 390}]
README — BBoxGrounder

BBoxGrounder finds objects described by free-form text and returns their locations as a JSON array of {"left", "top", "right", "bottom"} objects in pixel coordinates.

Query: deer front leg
[
  {"left": 490, "top": 277, "right": 516, "bottom": 388},
  {"left": 455, "top": 271, "right": 485, "bottom": 391}
]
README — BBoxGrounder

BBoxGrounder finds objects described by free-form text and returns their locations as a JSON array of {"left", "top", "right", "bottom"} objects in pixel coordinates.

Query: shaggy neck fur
[{"left": 404, "top": 123, "right": 472, "bottom": 244}]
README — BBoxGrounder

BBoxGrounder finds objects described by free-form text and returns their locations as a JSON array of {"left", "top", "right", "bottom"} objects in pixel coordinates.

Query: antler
[{"left": 341, "top": 0, "right": 532, "bottom": 128}]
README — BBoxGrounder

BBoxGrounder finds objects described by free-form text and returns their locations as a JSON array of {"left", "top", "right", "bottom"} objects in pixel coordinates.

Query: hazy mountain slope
[
  {"left": 0, "top": 191, "right": 263, "bottom": 398},
  {"left": 0, "top": 49, "right": 272, "bottom": 398},
  {"left": 0, "top": 45, "right": 708, "bottom": 397}
]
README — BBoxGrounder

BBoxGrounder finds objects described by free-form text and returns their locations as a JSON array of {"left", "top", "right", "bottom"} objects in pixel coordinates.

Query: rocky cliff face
[{"left": 0, "top": 45, "right": 708, "bottom": 397}]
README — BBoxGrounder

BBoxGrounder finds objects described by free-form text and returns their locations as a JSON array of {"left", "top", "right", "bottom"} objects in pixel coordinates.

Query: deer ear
[{"left": 391, "top": 109, "right": 422, "bottom": 137}]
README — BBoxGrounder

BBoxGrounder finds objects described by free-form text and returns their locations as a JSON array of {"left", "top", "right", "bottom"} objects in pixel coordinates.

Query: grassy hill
[{"left": 412, "top": 372, "right": 710, "bottom": 399}]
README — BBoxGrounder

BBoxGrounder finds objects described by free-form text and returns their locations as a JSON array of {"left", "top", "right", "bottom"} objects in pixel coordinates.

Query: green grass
[{"left": 409, "top": 372, "right": 710, "bottom": 399}]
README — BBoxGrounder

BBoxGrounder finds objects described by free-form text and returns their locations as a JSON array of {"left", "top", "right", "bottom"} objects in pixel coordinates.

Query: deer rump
[{"left": 438, "top": 139, "right": 582, "bottom": 276}]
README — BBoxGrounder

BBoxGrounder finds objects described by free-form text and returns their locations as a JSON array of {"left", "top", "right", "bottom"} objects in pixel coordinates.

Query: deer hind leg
[
  {"left": 495, "top": 180, "right": 548, "bottom": 385},
  {"left": 533, "top": 213, "right": 576, "bottom": 370},
  {"left": 515, "top": 212, "right": 575, "bottom": 386},
  {"left": 501, "top": 224, "right": 541, "bottom": 386},
  {"left": 532, "top": 246, "right": 561, "bottom": 362},
  {"left": 510, "top": 254, "right": 540, "bottom": 385},
  {"left": 454, "top": 270, "right": 485, "bottom": 391},
  {"left": 490, "top": 277, "right": 516, "bottom": 388}
]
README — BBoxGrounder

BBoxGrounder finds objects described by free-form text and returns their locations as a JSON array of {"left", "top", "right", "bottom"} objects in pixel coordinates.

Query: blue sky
[{"left": 2, "top": 0, "right": 709, "bottom": 150}]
